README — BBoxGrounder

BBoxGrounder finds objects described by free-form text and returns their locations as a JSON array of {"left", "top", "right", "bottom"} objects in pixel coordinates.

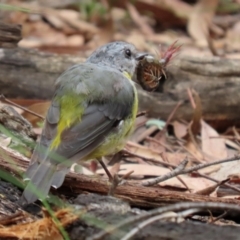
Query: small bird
[{"left": 21, "top": 41, "right": 147, "bottom": 204}]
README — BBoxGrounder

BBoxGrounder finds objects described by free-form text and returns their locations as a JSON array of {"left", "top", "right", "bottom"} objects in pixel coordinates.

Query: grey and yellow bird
[{"left": 21, "top": 41, "right": 147, "bottom": 204}]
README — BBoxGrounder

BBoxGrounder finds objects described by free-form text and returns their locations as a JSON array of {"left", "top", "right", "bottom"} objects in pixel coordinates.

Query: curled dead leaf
[
  {"left": 22, "top": 102, "right": 50, "bottom": 127},
  {"left": 187, "top": 0, "right": 219, "bottom": 46},
  {"left": 201, "top": 120, "right": 227, "bottom": 160}
]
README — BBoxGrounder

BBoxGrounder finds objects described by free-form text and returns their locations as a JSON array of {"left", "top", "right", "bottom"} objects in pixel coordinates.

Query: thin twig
[
  {"left": 160, "top": 152, "right": 191, "bottom": 192},
  {"left": 187, "top": 88, "right": 196, "bottom": 109},
  {"left": 0, "top": 94, "right": 44, "bottom": 120},
  {"left": 89, "top": 202, "right": 240, "bottom": 240},
  {"left": 141, "top": 155, "right": 240, "bottom": 187},
  {"left": 210, "top": 135, "right": 240, "bottom": 141},
  {"left": 142, "top": 158, "right": 188, "bottom": 186},
  {"left": 182, "top": 156, "right": 240, "bottom": 175}
]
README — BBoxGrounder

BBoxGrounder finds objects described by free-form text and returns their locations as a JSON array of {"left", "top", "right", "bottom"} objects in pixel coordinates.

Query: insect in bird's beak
[{"left": 136, "top": 41, "right": 181, "bottom": 92}]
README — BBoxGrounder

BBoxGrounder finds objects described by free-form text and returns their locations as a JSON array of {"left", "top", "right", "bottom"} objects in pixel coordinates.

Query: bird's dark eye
[{"left": 125, "top": 49, "right": 132, "bottom": 58}]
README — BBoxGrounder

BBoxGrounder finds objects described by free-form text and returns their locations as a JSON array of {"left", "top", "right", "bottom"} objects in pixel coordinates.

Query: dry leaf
[
  {"left": 149, "top": 134, "right": 167, "bottom": 153},
  {"left": 198, "top": 164, "right": 221, "bottom": 175},
  {"left": 8, "top": 99, "right": 46, "bottom": 106},
  {"left": 225, "top": 139, "right": 240, "bottom": 151},
  {"left": 164, "top": 153, "right": 187, "bottom": 166},
  {"left": 172, "top": 121, "right": 188, "bottom": 139},
  {"left": 155, "top": 0, "right": 192, "bottom": 20},
  {"left": 184, "top": 140, "right": 204, "bottom": 162},
  {"left": 226, "top": 21, "right": 240, "bottom": 52},
  {"left": 195, "top": 179, "right": 229, "bottom": 196},
  {"left": 126, "top": 141, "right": 164, "bottom": 162},
  {"left": 19, "top": 20, "right": 70, "bottom": 48},
  {"left": 126, "top": 2, "right": 154, "bottom": 36},
  {"left": 0, "top": 137, "right": 11, "bottom": 147},
  {"left": 97, "top": 163, "right": 170, "bottom": 177},
  {"left": 57, "top": 13, "right": 98, "bottom": 35},
  {"left": 22, "top": 102, "right": 50, "bottom": 127},
  {"left": 43, "top": 14, "right": 67, "bottom": 30},
  {"left": 162, "top": 175, "right": 213, "bottom": 192},
  {"left": 110, "top": 162, "right": 121, "bottom": 176},
  {"left": 88, "top": 13, "right": 114, "bottom": 48},
  {"left": 66, "top": 35, "right": 84, "bottom": 47},
  {"left": 127, "top": 141, "right": 186, "bottom": 166},
  {"left": 187, "top": 0, "right": 219, "bottom": 46},
  {"left": 211, "top": 160, "right": 240, "bottom": 182},
  {"left": 201, "top": 120, "right": 227, "bottom": 160}
]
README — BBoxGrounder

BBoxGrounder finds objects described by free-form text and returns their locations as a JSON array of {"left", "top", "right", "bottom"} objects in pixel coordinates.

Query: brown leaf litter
[{"left": 0, "top": 208, "right": 80, "bottom": 240}]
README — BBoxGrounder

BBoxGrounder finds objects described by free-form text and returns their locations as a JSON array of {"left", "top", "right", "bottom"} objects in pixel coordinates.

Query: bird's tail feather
[
  {"left": 51, "top": 168, "right": 70, "bottom": 189},
  {"left": 22, "top": 161, "right": 57, "bottom": 204},
  {"left": 23, "top": 161, "right": 39, "bottom": 181}
]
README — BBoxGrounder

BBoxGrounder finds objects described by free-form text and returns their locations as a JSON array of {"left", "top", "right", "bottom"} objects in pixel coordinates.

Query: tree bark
[{"left": 0, "top": 22, "right": 22, "bottom": 48}]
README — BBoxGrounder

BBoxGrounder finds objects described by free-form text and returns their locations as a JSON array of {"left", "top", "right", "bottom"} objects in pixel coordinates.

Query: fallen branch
[
  {"left": 142, "top": 158, "right": 188, "bottom": 186},
  {"left": 0, "top": 22, "right": 22, "bottom": 48},
  {"left": 1, "top": 145, "right": 240, "bottom": 209},
  {"left": 0, "top": 95, "right": 44, "bottom": 120}
]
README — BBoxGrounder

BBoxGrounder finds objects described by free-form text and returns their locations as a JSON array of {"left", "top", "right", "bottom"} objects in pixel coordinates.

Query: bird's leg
[
  {"left": 98, "top": 158, "right": 113, "bottom": 182},
  {"left": 108, "top": 152, "right": 122, "bottom": 166},
  {"left": 98, "top": 155, "right": 133, "bottom": 196}
]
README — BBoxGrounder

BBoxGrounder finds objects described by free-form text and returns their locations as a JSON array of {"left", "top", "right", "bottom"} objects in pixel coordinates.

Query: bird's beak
[{"left": 135, "top": 52, "right": 148, "bottom": 61}]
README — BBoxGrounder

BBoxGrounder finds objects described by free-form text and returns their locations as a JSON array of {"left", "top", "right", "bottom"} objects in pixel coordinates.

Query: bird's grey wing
[
  {"left": 55, "top": 104, "right": 118, "bottom": 161},
  {"left": 26, "top": 63, "right": 135, "bottom": 176}
]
